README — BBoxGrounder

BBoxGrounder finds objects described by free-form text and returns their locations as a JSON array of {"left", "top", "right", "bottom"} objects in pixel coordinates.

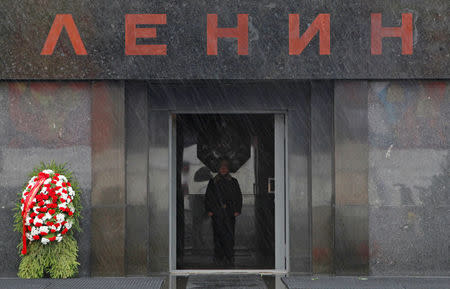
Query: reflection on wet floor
[
  {"left": 166, "top": 275, "right": 288, "bottom": 289},
  {"left": 163, "top": 275, "right": 450, "bottom": 289}
]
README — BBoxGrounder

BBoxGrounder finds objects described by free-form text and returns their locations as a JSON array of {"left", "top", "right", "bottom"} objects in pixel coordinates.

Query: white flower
[
  {"left": 22, "top": 170, "right": 75, "bottom": 244},
  {"left": 33, "top": 217, "right": 43, "bottom": 225},
  {"left": 42, "top": 213, "right": 52, "bottom": 221},
  {"left": 39, "top": 226, "right": 49, "bottom": 234},
  {"left": 65, "top": 221, "right": 72, "bottom": 230},
  {"left": 56, "top": 213, "right": 65, "bottom": 223},
  {"left": 31, "top": 227, "right": 40, "bottom": 236}
]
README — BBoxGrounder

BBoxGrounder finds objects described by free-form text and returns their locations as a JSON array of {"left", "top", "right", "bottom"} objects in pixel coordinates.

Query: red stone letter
[
  {"left": 41, "top": 14, "right": 87, "bottom": 55},
  {"left": 125, "top": 14, "right": 167, "bottom": 55},
  {"left": 207, "top": 14, "right": 248, "bottom": 55},
  {"left": 289, "top": 14, "right": 330, "bottom": 55},
  {"left": 371, "top": 13, "right": 413, "bottom": 55}
]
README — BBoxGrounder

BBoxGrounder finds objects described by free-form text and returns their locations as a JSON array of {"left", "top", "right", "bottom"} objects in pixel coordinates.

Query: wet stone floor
[{"left": 0, "top": 276, "right": 449, "bottom": 289}]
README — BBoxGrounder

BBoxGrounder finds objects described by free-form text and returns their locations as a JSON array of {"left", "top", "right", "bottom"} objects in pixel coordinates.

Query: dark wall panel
[
  {"left": 334, "top": 81, "right": 369, "bottom": 275},
  {"left": 125, "top": 82, "right": 149, "bottom": 275},
  {"left": 0, "top": 82, "right": 92, "bottom": 277},
  {"left": 368, "top": 80, "right": 449, "bottom": 275},
  {"left": 0, "top": 1, "right": 448, "bottom": 79},
  {"left": 311, "top": 81, "right": 334, "bottom": 273},
  {"left": 90, "top": 81, "right": 126, "bottom": 276}
]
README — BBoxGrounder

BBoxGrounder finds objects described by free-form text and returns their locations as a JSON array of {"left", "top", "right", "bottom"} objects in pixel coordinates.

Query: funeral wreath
[{"left": 14, "top": 162, "right": 82, "bottom": 278}]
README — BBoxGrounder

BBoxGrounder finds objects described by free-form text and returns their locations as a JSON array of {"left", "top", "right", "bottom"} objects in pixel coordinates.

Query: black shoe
[
  {"left": 213, "top": 256, "right": 224, "bottom": 266},
  {"left": 223, "top": 257, "right": 234, "bottom": 268}
]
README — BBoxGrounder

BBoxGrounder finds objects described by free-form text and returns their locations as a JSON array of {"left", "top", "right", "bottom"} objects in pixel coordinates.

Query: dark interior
[{"left": 176, "top": 114, "right": 275, "bottom": 269}]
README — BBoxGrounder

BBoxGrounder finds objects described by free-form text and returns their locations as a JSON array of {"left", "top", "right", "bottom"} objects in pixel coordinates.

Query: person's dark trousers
[{"left": 212, "top": 209, "right": 235, "bottom": 266}]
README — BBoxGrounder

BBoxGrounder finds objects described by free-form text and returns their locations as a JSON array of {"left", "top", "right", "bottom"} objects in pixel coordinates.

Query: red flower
[
  {"left": 38, "top": 172, "right": 49, "bottom": 179},
  {"left": 35, "top": 223, "right": 42, "bottom": 227},
  {"left": 38, "top": 201, "right": 45, "bottom": 207},
  {"left": 61, "top": 221, "right": 67, "bottom": 226},
  {"left": 21, "top": 199, "right": 24, "bottom": 204},
  {"left": 37, "top": 213, "right": 45, "bottom": 219},
  {"left": 46, "top": 221, "right": 54, "bottom": 226},
  {"left": 51, "top": 180, "right": 57, "bottom": 185},
  {"left": 50, "top": 229, "right": 56, "bottom": 233},
  {"left": 30, "top": 212, "right": 37, "bottom": 218},
  {"left": 33, "top": 235, "right": 40, "bottom": 240},
  {"left": 49, "top": 209, "right": 56, "bottom": 215},
  {"left": 60, "top": 198, "right": 66, "bottom": 203},
  {"left": 67, "top": 182, "right": 71, "bottom": 187},
  {"left": 49, "top": 236, "right": 56, "bottom": 241},
  {"left": 68, "top": 211, "right": 74, "bottom": 216},
  {"left": 62, "top": 183, "right": 66, "bottom": 187},
  {"left": 40, "top": 207, "right": 48, "bottom": 213},
  {"left": 55, "top": 223, "right": 60, "bottom": 227},
  {"left": 27, "top": 226, "right": 32, "bottom": 231},
  {"left": 40, "top": 232, "right": 47, "bottom": 236},
  {"left": 61, "top": 228, "right": 68, "bottom": 235}
]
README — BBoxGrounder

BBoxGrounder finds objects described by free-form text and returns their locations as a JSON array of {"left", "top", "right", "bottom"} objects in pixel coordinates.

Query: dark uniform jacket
[{"left": 205, "top": 174, "right": 243, "bottom": 214}]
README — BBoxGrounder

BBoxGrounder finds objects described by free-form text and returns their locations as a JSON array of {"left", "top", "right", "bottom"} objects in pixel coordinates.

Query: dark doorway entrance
[{"left": 176, "top": 114, "right": 275, "bottom": 269}]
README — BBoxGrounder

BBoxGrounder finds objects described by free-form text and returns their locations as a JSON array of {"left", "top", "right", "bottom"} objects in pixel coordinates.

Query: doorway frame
[{"left": 168, "top": 111, "right": 288, "bottom": 274}]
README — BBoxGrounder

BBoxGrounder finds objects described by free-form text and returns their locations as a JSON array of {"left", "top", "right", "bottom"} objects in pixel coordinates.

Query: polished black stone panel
[
  {"left": 148, "top": 110, "right": 171, "bottom": 272},
  {"left": 368, "top": 81, "right": 449, "bottom": 276},
  {"left": 311, "top": 81, "right": 334, "bottom": 273},
  {"left": 125, "top": 82, "right": 149, "bottom": 275},
  {"left": 334, "top": 81, "right": 369, "bottom": 275},
  {"left": 90, "top": 81, "right": 126, "bottom": 276},
  {"left": 0, "top": 1, "right": 448, "bottom": 79},
  {"left": 0, "top": 82, "right": 92, "bottom": 277}
]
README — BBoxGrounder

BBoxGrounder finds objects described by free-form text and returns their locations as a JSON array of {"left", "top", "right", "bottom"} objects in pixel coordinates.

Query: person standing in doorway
[{"left": 205, "top": 158, "right": 243, "bottom": 268}]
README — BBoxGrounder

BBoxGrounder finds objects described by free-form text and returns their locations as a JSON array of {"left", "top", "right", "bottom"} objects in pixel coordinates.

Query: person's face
[{"left": 219, "top": 163, "right": 229, "bottom": 175}]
